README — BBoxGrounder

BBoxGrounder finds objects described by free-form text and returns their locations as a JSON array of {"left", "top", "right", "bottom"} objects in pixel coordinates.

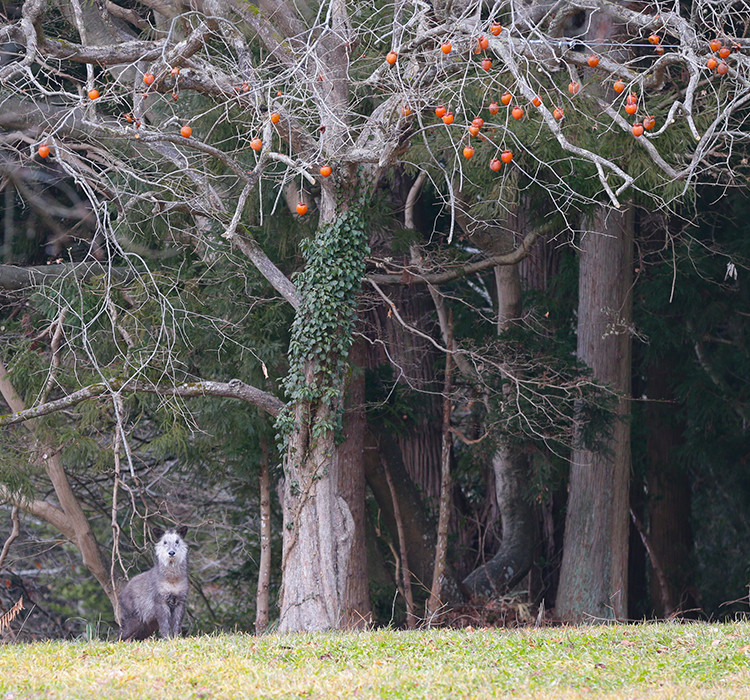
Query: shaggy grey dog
[{"left": 118, "top": 526, "right": 189, "bottom": 640}]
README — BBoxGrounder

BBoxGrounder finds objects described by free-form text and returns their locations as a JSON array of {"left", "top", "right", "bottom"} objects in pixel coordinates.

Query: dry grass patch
[{"left": 2, "top": 621, "right": 750, "bottom": 698}]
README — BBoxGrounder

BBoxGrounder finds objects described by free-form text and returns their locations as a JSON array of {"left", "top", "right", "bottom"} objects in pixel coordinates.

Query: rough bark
[
  {"left": 279, "top": 356, "right": 371, "bottom": 633},
  {"left": 279, "top": 413, "right": 354, "bottom": 632},
  {"left": 556, "top": 206, "right": 634, "bottom": 622},
  {"left": 278, "top": 181, "right": 370, "bottom": 632},
  {"left": 382, "top": 284, "right": 444, "bottom": 502},
  {"left": 518, "top": 230, "right": 564, "bottom": 605},
  {"left": 368, "top": 176, "right": 446, "bottom": 505}
]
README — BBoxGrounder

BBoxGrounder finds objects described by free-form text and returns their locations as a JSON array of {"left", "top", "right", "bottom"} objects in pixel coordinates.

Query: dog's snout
[{"left": 168, "top": 550, "right": 176, "bottom": 557}]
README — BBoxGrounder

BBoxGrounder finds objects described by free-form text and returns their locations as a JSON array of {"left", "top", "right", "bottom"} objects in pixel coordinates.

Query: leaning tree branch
[
  {"left": 40, "top": 37, "right": 164, "bottom": 64},
  {"left": 0, "top": 487, "right": 74, "bottom": 541},
  {"left": 0, "top": 378, "right": 284, "bottom": 427},
  {"left": 0, "top": 506, "right": 20, "bottom": 571},
  {"left": 229, "top": 229, "right": 302, "bottom": 310},
  {"left": 0, "top": 0, "right": 45, "bottom": 81}
]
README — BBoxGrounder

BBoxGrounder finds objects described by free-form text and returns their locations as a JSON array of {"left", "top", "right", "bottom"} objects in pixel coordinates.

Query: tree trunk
[
  {"left": 277, "top": 184, "right": 370, "bottom": 632},
  {"left": 278, "top": 357, "right": 371, "bottom": 632},
  {"left": 384, "top": 284, "right": 444, "bottom": 502},
  {"left": 365, "top": 429, "right": 465, "bottom": 605},
  {"left": 645, "top": 359, "right": 694, "bottom": 617},
  {"left": 365, "top": 431, "right": 434, "bottom": 592},
  {"left": 336, "top": 339, "right": 372, "bottom": 629},
  {"left": 255, "top": 441, "right": 271, "bottom": 633},
  {"left": 383, "top": 452, "right": 417, "bottom": 628},
  {"left": 279, "top": 401, "right": 355, "bottom": 632},
  {"left": 556, "top": 207, "right": 634, "bottom": 622},
  {"left": 464, "top": 444, "right": 536, "bottom": 596},
  {"left": 463, "top": 259, "right": 536, "bottom": 597},
  {"left": 427, "top": 332, "right": 453, "bottom": 623}
]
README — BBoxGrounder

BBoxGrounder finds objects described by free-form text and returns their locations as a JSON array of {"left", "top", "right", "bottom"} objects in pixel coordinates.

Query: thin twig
[{"left": 0, "top": 506, "right": 20, "bottom": 571}]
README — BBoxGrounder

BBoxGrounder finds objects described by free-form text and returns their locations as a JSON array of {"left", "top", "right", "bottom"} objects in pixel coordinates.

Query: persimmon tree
[{"left": 1, "top": 0, "right": 749, "bottom": 631}]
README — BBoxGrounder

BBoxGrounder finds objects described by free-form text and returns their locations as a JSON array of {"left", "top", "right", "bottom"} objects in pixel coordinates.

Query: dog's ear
[
  {"left": 152, "top": 527, "right": 164, "bottom": 542},
  {"left": 176, "top": 525, "right": 188, "bottom": 539}
]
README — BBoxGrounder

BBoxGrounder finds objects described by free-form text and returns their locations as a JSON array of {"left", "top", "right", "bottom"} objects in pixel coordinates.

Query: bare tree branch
[
  {"left": 229, "top": 232, "right": 301, "bottom": 310},
  {"left": 0, "top": 506, "right": 20, "bottom": 571},
  {"left": 0, "top": 378, "right": 283, "bottom": 427},
  {"left": 0, "top": 358, "right": 117, "bottom": 608},
  {"left": 0, "top": 262, "right": 129, "bottom": 291},
  {"left": 367, "top": 227, "right": 543, "bottom": 285}
]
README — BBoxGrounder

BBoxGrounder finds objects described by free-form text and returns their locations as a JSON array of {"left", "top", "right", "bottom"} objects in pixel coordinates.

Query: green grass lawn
[{"left": 2, "top": 622, "right": 750, "bottom": 698}]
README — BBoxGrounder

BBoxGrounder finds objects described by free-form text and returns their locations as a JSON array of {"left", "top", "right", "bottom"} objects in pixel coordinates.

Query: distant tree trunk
[
  {"left": 645, "top": 359, "right": 694, "bottom": 617},
  {"left": 363, "top": 172, "right": 460, "bottom": 614},
  {"left": 383, "top": 452, "right": 417, "bottom": 628},
  {"left": 519, "top": 233, "right": 564, "bottom": 605},
  {"left": 427, "top": 327, "right": 454, "bottom": 623},
  {"left": 369, "top": 172, "right": 444, "bottom": 505},
  {"left": 463, "top": 252, "right": 536, "bottom": 597},
  {"left": 464, "top": 443, "right": 536, "bottom": 596},
  {"left": 255, "top": 441, "right": 271, "bottom": 634},
  {"left": 366, "top": 433, "right": 432, "bottom": 589},
  {"left": 556, "top": 206, "right": 634, "bottom": 622},
  {"left": 364, "top": 429, "right": 465, "bottom": 606},
  {"left": 379, "top": 284, "right": 444, "bottom": 501}
]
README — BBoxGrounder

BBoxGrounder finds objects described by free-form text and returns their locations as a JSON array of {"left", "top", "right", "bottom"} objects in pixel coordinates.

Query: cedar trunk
[
  {"left": 337, "top": 339, "right": 372, "bottom": 629},
  {"left": 645, "top": 359, "right": 693, "bottom": 617},
  {"left": 556, "top": 207, "right": 634, "bottom": 621}
]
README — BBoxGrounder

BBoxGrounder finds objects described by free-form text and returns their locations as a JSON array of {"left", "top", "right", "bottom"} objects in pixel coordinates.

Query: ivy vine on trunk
[{"left": 276, "top": 204, "right": 371, "bottom": 631}]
